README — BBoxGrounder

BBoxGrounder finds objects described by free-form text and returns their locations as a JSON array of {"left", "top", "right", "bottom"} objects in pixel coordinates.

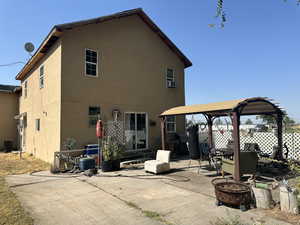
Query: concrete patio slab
[
  {"left": 6, "top": 173, "right": 163, "bottom": 225},
  {"left": 5, "top": 159, "right": 293, "bottom": 225}
]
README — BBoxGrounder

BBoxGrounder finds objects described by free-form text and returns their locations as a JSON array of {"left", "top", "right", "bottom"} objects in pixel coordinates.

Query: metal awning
[
  {"left": 159, "top": 97, "right": 284, "bottom": 182},
  {"left": 160, "top": 97, "right": 283, "bottom": 117}
]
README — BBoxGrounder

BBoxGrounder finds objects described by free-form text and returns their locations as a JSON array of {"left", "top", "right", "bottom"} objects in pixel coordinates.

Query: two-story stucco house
[{"left": 15, "top": 8, "right": 192, "bottom": 163}]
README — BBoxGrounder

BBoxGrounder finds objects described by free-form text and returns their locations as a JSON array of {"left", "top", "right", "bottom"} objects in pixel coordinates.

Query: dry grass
[
  {"left": 0, "top": 152, "right": 49, "bottom": 176},
  {"left": 210, "top": 215, "right": 266, "bottom": 225},
  {"left": 0, "top": 152, "right": 50, "bottom": 225},
  {"left": 264, "top": 205, "right": 300, "bottom": 225}
]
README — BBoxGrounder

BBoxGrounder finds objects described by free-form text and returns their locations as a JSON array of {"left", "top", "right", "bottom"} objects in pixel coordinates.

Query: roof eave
[{"left": 15, "top": 27, "right": 62, "bottom": 80}]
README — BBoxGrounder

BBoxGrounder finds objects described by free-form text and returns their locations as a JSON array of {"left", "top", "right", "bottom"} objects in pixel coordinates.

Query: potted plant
[
  {"left": 101, "top": 137, "right": 114, "bottom": 172},
  {"left": 111, "top": 140, "right": 125, "bottom": 171},
  {"left": 101, "top": 136, "right": 124, "bottom": 172}
]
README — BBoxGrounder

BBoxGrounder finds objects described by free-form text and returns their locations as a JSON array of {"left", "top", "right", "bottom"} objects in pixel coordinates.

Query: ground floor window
[
  {"left": 166, "top": 116, "right": 176, "bottom": 133},
  {"left": 89, "top": 106, "right": 100, "bottom": 127}
]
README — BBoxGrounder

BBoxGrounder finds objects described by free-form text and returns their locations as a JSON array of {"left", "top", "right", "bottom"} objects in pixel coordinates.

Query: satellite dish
[{"left": 24, "top": 42, "right": 35, "bottom": 53}]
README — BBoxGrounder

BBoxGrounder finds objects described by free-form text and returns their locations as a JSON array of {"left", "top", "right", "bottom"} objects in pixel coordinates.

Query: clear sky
[{"left": 1, "top": 1, "right": 299, "bottom": 121}]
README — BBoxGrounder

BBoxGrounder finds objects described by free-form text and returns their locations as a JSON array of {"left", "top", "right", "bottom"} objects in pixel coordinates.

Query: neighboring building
[
  {"left": 0, "top": 85, "right": 19, "bottom": 150},
  {"left": 15, "top": 8, "right": 192, "bottom": 163}
]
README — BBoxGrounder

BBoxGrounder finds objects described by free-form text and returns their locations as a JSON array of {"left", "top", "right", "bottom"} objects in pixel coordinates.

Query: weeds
[
  {"left": 125, "top": 201, "right": 140, "bottom": 210},
  {"left": 211, "top": 215, "right": 265, "bottom": 225},
  {"left": 124, "top": 200, "right": 174, "bottom": 225}
]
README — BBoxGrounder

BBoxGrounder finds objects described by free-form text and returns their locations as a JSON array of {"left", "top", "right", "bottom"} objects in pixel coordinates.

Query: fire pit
[{"left": 211, "top": 178, "right": 252, "bottom": 211}]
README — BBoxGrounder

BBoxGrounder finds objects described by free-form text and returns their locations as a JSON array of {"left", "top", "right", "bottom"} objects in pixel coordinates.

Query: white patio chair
[{"left": 144, "top": 150, "right": 171, "bottom": 174}]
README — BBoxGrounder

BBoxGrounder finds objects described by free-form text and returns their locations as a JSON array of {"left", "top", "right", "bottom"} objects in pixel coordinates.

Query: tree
[
  {"left": 215, "top": 118, "right": 224, "bottom": 125},
  {"left": 256, "top": 115, "right": 276, "bottom": 125},
  {"left": 283, "top": 115, "right": 296, "bottom": 130},
  {"left": 256, "top": 114, "right": 296, "bottom": 129},
  {"left": 186, "top": 119, "right": 194, "bottom": 129},
  {"left": 245, "top": 119, "right": 253, "bottom": 125},
  {"left": 215, "top": 0, "right": 300, "bottom": 27}
]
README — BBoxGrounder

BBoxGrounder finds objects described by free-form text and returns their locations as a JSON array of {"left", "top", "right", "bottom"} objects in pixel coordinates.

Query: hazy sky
[{"left": 1, "top": 0, "right": 299, "bottom": 121}]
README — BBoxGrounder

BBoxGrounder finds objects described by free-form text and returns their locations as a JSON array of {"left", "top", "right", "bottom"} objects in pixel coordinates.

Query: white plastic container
[
  {"left": 252, "top": 186, "right": 273, "bottom": 209},
  {"left": 280, "top": 186, "right": 299, "bottom": 214}
]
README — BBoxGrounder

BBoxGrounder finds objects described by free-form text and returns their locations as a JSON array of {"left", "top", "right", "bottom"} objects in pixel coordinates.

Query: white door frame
[{"left": 124, "top": 112, "right": 148, "bottom": 151}]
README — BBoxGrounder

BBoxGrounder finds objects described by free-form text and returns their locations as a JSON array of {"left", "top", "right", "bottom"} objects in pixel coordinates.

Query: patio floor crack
[{"left": 75, "top": 177, "right": 175, "bottom": 225}]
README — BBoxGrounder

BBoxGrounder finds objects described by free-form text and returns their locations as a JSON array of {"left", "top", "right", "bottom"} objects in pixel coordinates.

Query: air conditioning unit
[{"left": 167, "top": 80, "right": 176, "bottom": 88}]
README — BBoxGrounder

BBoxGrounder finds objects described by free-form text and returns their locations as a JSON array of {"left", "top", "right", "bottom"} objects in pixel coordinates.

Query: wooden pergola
[{"left": 159, "top": 97, "right": 284, "bottom": 181}]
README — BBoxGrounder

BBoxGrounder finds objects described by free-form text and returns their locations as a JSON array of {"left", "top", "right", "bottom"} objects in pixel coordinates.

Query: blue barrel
[{"left": 79, "top": 158, "right": 96, "bottom": 171}]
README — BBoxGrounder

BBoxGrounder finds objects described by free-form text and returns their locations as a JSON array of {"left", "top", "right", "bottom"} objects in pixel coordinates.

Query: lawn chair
[
  {"left": 221, "top": 151, "right": 259, "bottom": 177},
  {"left": 144, "top": 150, "right": 171, "bottom": 174}
]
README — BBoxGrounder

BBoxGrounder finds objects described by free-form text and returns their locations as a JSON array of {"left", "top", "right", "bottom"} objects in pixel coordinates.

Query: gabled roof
[
  {"left": 0, "top": 84, "right": 20, "bottom": 93},
  {"left": 16, "top": 8, "right": 192, "bottom": 80},
  {"left": 160, "top": 97, "right": 283, "bottom": 117}
]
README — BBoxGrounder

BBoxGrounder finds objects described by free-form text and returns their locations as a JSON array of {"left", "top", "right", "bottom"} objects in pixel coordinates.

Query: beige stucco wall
[
  {"left": 0, "top": 92, "right": 19, "bottom": 150},
  {"left": 19, "top": 41, "right": 62, "bottom": 163},
  {"left": 60, "top": 15, "right": 186, "bottom": 150}
]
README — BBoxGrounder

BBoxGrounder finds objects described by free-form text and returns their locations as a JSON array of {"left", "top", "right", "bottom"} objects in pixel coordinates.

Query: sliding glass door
[{"left": 125, "top": 112, "right": 148, "bottom": 150}]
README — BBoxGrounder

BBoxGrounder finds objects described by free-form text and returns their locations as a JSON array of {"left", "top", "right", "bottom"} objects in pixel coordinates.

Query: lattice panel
[
  {"left": 212, "top": 131, "right": 233, "bottom": 149},
  {"left": 205, "top": 131, "right": 300, "bottom": 160},
  {"left": 103, "top": 121, "right": 125, "bottom": 145},
  {"left": 283, "top": 133, "right": 300, "bottom": 160},
  {"left": 240, "top": 132, "right": 277, "bottom": 155}
]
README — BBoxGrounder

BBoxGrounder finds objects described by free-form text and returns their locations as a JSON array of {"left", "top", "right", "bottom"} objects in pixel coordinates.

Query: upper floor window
[
  {"left": 166, "top": 116, "right": 176, "bottom": 133},
  {"left": 36, "top": 118, "right": 40, "bottom": 131},
  {"left": 89, "top": 106, "right": 100, "bottom": 127},
  {"left": 166, "top": 68, "right": 176, "bottom": 88},
  {"left": 39, "top": 65, "right": 45, "bottom": 89},
  {"left": 85, "top": 49, "right": 98, "bottom": 77},
  {"left": 24, "top": 80, "right": 28, "bottom": 98}
]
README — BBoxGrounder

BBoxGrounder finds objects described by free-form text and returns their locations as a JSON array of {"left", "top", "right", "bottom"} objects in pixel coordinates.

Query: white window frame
[
  {"left": 166, "top": 116, "right": 176, "bottom": 133},
  {"left": 39, "top": 65, "right": 45, "bottom": 89},
  {"left": 166, "top": 68, "right": 176, "bottom": 88},
  {"left": 85, "top": 48, "right": 98, "bottom": 77},
  {"left": 24, "top": 80, "right": 28, "bottom": 98}
]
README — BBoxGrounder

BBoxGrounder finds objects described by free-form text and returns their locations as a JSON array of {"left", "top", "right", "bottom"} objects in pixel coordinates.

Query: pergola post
[
  {"left": 207, "top": 116, "right": 213, "bottom": 149},
  {"left": 276, "top": 113, "right": 283, "bottom": 160},
  {"left": 232, "top": 111, "right": 241, "bottom": 181},
  {"left": 160, "top": 117, "right": 166, "bottom": 150}
]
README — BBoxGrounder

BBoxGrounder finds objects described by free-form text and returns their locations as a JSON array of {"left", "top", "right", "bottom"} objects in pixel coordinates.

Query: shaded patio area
[{"left": 160, "top": 97, "right": 285, "bottom": 181}]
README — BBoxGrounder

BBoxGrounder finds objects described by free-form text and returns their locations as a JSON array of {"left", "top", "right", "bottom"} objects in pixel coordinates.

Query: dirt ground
[{"left": 0, "top": 152, "right": 50, "bottom": 225}]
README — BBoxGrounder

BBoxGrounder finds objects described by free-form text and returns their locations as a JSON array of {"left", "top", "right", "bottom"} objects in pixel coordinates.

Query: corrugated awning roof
[
  {"left": 160, "top": 97, "right": 283, "bottom": 117},
  {"left": 16, "top": 8, "right": 192, "bottom": 80}
]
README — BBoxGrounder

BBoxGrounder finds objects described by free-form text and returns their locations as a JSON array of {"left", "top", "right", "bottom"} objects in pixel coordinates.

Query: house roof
[
  {"left": 160, "top": 97, "right": 283, "bottom": 117},
  {"left": 16, "top": 8, "right": 192, "bottom": 80},
  {"left": 0, "top": 84, "right": 20, "bottom": 93}
]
